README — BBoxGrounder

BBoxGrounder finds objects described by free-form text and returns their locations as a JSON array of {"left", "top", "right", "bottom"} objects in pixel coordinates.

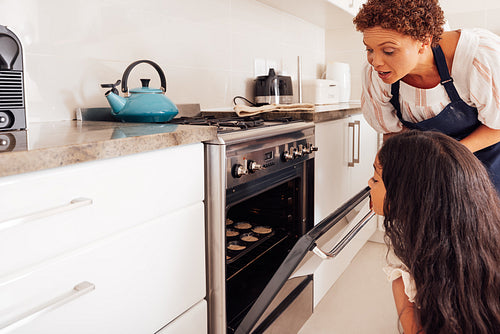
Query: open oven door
[{"left": 234, "top": 187, "right": 376, "bottom": 334}]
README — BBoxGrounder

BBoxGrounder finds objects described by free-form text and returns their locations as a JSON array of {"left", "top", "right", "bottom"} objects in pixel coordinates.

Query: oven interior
[{"left": 225, "top": 161, "right": 313, "bottom": 333}]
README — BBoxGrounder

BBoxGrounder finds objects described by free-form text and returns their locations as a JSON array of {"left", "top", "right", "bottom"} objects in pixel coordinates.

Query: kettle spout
[{"left": 105, "top": 92, "right": 127, "bottom": 115}]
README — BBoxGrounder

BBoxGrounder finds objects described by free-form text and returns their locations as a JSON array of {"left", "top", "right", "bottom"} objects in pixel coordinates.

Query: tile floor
[{"left": 298, "top": 240, "right": 400, "bottom": 334}]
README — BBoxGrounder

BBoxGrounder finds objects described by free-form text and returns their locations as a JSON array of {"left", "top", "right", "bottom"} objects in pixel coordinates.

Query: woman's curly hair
[{"left": 353, "top": 0, "right": 445, "bottom": 46}]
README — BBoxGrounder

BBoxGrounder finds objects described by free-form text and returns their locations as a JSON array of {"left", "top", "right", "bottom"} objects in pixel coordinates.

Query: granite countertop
[
  {"left": 0, "top": 121, "right": 217, "bottom": 177},
  {"left": 201, "top": 102, "right": 362, "bottom": 122},
  {"left": 0, "top": 103, "right": 361, "bottom": 178}
]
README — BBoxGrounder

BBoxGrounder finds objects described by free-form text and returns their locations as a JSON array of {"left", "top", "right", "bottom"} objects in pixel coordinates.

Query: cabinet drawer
[
  {"left": 0, "top": 202, "right": 205, "bottom": 334},
  {"left": 157, "top": 300, "right": 207, "bottom": 334},
  {"left": 0, "top": 143, "right": 203, "bottom": 277}
]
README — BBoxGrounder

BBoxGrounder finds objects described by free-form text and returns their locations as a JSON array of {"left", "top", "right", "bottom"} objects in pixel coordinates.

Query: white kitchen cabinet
[
  {"left": 314, "top": 118, "right": 349, "bottom": 224},
  {"left": 314, "top": 113, "right": 378, "bottom": 224},
  {"left": 0, "top": 143, "right": 207, "bottom": 333},
  {"left": 313, "top": 114, "right": 378, "bottom": 306},
  {"left": 0, "top": 143, "right": 204, "bottom": 277}
]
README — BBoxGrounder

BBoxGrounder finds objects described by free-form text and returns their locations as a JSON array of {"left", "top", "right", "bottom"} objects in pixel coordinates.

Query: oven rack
[{"left": 226, "top": 230, "right": 291, "bottom": 280}]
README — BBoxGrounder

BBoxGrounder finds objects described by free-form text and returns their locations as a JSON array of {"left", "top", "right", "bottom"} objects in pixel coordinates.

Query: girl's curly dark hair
[
  {"left": 353, "top": 0, "right": 445, "bottom": 46},
  {"left": 378, "top": 130, "right": 500, "bottom": 333}
]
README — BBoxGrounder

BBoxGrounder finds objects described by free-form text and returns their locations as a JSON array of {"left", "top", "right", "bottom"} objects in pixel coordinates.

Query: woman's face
[
  {"left": 368, "top": 156, "right": 386, "bottom": 216},
  {"left": 363, "top": 26, "right": 425, "bottom": 84}
]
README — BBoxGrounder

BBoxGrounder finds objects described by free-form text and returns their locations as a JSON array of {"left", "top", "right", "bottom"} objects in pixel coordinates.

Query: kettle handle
[{"left": 121, "top": 60, "right": 167, "bottom": 94}]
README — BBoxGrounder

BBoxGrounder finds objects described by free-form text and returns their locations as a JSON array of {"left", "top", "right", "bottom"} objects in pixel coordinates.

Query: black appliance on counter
[
  {"left": 0, "top": 25, "right": 26, "bottom": 131},
  {"left": 254, "top": 68, "right": 293, "bottom": 106},
  {"left": 0, "top": 130, "right": 27, "bottom": 152}
]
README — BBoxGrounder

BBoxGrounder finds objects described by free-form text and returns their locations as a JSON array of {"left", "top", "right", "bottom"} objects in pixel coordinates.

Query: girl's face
[
  {"left": 363, "top": 26, "right": 426, "bottom": 84},
  {"left": 368, "top": 156, "right": 386, "bottom": 216}
]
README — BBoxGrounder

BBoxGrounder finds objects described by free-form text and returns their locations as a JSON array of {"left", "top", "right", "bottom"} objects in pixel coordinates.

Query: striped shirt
[{"left": 361, "top": 28, "right": 500, "bottom": 134}]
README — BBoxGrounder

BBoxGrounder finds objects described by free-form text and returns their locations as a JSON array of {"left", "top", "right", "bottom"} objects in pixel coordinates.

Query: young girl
[{"left": 368, "top": 130, "right": 500, "bottom": 334}]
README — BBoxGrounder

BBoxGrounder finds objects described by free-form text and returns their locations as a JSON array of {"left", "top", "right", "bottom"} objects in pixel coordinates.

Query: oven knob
[
  {"left": 232, "top": 164, "right": 248, "bottom": 178},
  {"left": 303, "top": 143, "right": 318, "bottom": 154},
  {"left": 293, "top": 145, "right": 303, "bottom": 159},
  {"left": 247, "top": 160, "right": 263, "bottom": 173},
  {"left": 281, "top": 149, "right": 294, "bottom": 162}
]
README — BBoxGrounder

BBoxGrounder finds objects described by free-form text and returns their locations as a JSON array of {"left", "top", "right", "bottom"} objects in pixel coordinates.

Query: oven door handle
[
  {"left": 234, "top": 187, "right": 372, "bottom": 334},
  {"left": 312, "top": 209, "right": 375, "bottom": 260}
]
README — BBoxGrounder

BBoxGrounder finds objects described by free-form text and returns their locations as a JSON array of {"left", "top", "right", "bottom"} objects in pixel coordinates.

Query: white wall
[
  {"left": 0, "top": 0, "right": 324, "bottom": 123},
  {"left": 440, "top": 0, "right": 500, "bottom": 33},
  {"left": 324, "top": 5, "right": 363, "bottom": 101},
  {"left": 325, "top": 0, "right": 500, "bottom": 102}
]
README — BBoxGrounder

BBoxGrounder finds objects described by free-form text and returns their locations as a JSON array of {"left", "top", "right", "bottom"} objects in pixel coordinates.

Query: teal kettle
[{"left": 101, "top": 60, "right": 178, "bottom": 122}]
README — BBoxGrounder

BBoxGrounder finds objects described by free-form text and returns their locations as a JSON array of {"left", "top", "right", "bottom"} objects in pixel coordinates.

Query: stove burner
[
  {"left": 169, "top": 116, "right": 218, "bottom": 126},
  {"left": 218, "top": 119, "right": 264, "bottom": 129}
]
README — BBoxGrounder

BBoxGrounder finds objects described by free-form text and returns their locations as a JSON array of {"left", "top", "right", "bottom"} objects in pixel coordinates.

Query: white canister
[
  {"left": 326, "top": 62, "right": 351, "bottom": 102},
  {"left": 302, "top": 79, "right": 339, "bottom": 105}
]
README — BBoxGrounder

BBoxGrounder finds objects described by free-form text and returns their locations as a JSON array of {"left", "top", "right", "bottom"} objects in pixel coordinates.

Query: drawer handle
[
  {"left": 0, "top": 281, "right": 95, "bottom": 332},
  {"left": 0, "top": 197, "right": 93, "bottom": 232},
  {"left": 313, "top": 210, "right": 375, "bottom": 260}
]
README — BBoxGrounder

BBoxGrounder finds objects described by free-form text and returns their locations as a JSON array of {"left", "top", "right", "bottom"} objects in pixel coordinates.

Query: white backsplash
[{"left": 0, "top": 0, "right": 324, "bottom": 123}]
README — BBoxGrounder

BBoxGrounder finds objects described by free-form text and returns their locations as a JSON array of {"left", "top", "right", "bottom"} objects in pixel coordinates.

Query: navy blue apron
[{"left": 389, "top": 45, "right": 500, "bottom": 194}]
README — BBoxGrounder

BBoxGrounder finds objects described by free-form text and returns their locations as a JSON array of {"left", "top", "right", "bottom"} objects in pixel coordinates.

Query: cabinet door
[
  {"left": 0, "top": 203, "right": 206, "bottom": 334},
  {"left": 314, "top": 115, "right": 379, "bottom": 225},
  {"left": 314, "top": 118, "right": 350, "bottom": 224},
  {"left": 0, "top": 143, "right": 204, "bottom": 278}
]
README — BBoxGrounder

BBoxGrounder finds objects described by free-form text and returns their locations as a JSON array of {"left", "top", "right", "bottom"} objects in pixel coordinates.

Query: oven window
[{"left": 225, "top": 178, "right": 302, "bottom": 332}]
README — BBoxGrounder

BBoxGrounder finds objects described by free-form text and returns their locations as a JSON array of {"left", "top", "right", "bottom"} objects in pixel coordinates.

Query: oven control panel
[
  {"left": 227, "top": 134, "right": 317, "bottom": 187},
  {"left": 281, "top": 143, "right": 318, "bottom": 162}
]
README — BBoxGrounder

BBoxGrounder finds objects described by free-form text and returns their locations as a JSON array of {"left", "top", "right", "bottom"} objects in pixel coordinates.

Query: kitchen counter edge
[{"left": 0, "top": 121, "right": 217, "bottom": 178}]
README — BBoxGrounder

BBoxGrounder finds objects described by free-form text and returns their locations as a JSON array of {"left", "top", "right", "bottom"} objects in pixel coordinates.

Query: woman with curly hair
[
  {"left": 368, "top": 130, "right": 500, "bottom": 334},
  {"left": 353, "top": 0, "right": 500, "bottom": 194}
]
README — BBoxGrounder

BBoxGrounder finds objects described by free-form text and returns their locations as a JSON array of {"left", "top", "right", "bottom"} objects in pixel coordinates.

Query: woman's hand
[
  {"left": 392, "top": 277, "right": 422, "bottom": 334},
  {"left": 460, "top": 124, "right": 500, "bottom": 152}
]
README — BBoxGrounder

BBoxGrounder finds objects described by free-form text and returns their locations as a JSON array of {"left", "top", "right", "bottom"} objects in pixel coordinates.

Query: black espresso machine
[
  {"left": 0, "top": 25, "right": 26, "bottom": 131},
  {"left": 254, "top": 68, "right": 293, "bottom": 106}
]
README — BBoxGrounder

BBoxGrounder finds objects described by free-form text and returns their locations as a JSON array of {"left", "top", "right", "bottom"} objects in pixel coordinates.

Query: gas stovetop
[
  {"left": 168, "top": 115, "right": 300, "bottom": 134},
  {"left": 75, "top": 105, "right": 310, "bottom": 141}
]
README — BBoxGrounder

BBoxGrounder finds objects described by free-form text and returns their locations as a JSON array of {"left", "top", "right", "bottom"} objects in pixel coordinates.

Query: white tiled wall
[
  {"left": 0, "top": 0, "right": 324, "bottom": 123},
  {"left": 324, "top": 7, "right": 364, "bottom": 101},
  {"left": 3, "top": 0, "right": 496, "bottom": 124},
  {"left": 444, "top": 8, "right": 500, "bottom": 34}
]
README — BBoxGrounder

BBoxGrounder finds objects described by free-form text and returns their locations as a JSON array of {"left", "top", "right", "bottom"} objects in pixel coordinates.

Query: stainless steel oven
[{"left": 205, "top": 121, "right": 317, "bottom": 334}]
